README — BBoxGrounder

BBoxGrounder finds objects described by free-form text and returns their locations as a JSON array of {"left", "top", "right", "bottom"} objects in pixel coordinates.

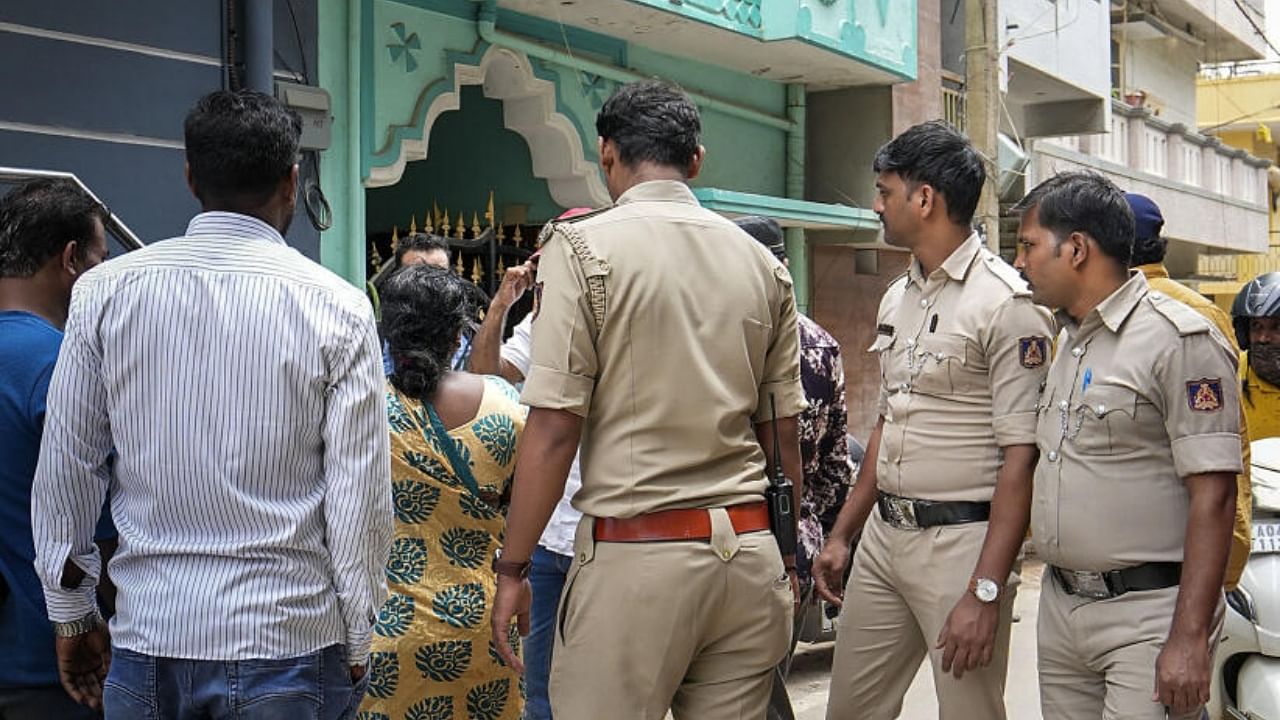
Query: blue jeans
[
  {"left": 103, "top": 644, "right": 369, "bottom": 720},
  {"left": 526, "top": 545, "right": 574, "bottom": 720}
]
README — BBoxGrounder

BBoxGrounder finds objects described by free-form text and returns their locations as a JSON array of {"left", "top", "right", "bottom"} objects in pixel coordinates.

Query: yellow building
[{"left": 1197, "top": 71, "right": 1280, "bottom": 308}]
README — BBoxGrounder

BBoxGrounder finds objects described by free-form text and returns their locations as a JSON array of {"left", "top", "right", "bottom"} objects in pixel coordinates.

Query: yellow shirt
[
  {"left": 1137, "top": 263, "right": 1252, "bottom": 590},
  {"left": 1243, "top": 360, "right": 1280, "bottom": 441}
]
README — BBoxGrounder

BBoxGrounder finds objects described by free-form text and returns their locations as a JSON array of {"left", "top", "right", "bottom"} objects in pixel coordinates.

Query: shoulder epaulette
[
  {"left": 980, "top": 252, "right": 1032, "bottom": 297},
  {"left": 537, "top": 211, "right": 611, "bottom": 335},
  {"left": 1148, "top": 291, "right": 1212, "bottom": 337},
  {"left": 534, "top": 207, "right": 611, "bottom": 247}
]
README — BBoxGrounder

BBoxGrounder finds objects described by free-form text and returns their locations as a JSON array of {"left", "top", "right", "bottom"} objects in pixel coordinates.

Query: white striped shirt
[{"left": 31, "top": 212, "right": 393, "bottom": 663}]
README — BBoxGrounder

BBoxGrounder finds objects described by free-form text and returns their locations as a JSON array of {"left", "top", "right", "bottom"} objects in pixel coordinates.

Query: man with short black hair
[
  {"left": 31, "top": 90, "right": 393, "bottom": 718},
  {"left": 814, "top": 121, "right": 1053, "bottom": 720},
  {"left": 0, "top": 178, "right": 111, "bottom": 720},
  {"left": 1014, "top": 172, "right": 1239, "bottom": 719},
  {"left": 490, "top": 80, "right": 805, "bottom": 719},
  {"left": 393, "top": 231, "right": 450, "bottom": 269}
]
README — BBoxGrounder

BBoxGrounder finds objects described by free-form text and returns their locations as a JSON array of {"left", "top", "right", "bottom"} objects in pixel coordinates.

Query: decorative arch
[{"left": 367, "top": 45, "right": 610, "bottom": 209}]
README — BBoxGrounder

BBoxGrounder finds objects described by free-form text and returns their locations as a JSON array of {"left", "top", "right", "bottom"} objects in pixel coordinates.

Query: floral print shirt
[{"left": 796, "top": 314, "right": 851, "bottom": 576}]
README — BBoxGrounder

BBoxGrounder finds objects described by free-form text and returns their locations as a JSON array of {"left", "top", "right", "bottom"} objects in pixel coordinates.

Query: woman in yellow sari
[{"left": 359, "top": 265, "right": 525, "bottom": 720}]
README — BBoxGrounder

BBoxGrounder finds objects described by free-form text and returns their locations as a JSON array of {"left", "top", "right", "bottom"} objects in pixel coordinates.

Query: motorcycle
[{"left": 1212, "top": 437, "right": 1280, "bottom": 720}]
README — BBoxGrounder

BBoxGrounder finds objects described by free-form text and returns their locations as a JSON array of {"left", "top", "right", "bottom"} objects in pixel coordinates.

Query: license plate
[{"left": 1253, "top": 522, "right": 1280, "bottom": 554}]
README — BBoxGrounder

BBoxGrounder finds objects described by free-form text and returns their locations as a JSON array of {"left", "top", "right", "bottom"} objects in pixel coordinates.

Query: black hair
[
  {"left": 381, "top": 264, "right": 477, "bottom": 399},
  {"left": 1129, "top": 233, "right": 1168, "bottom": 267},
  {"left": 184, "top": 90, "right": 302, "bottom": 209},
  {"left": 872, "top": 120, "right": 985, "bottom": 226},
  {"left": 1013, "top": 171, "right": 1135, "bottom": 264},
  {"left": 0, "top": 178, "right": 110, "bottom": 278},
  {"left": 395, "top": 232, "right": 451, "bottom": 267},
  {"left": 595, "top": 80, "right": 701, "bottom": 171}
]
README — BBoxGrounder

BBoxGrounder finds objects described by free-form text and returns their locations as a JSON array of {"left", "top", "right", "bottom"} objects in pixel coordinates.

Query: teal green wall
[
  {"left": 625, "top": 45, "right": 786, "bottom": 197},
  {"left": 366, "top": 85, "right": 560, "bottom": 232},
  {"left": 317, "top": 0, "right": 365, "bottom": 285},
  {"left": 363, "top": 1, "right": 790, "bottom": 198}
]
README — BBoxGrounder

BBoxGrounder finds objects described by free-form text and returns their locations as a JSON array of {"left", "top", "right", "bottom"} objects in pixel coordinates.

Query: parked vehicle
[{"left": 1211, "top": 437, "right": 1280, "bottom": 720}]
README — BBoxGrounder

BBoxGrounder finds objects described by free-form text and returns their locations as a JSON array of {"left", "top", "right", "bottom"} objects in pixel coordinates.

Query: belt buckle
[
  {"left": 1057, "top": 568, "right": 1112, "bottom": 600},
  {"left": 884, "top": 495, "right": 920, "bottom": 530}
]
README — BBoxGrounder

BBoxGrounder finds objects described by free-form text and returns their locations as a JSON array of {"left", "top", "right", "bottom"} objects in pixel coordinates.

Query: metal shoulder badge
[
  {"left": 1018, "top": 336, "right": 1049, "bottom": 369},
  {"left": 1187, "top": 377, "right": 1224, "bottom": 412}
]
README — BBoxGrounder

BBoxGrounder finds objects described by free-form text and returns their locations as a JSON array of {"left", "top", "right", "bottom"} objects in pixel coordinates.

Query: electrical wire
[{"left": 1229, "top": 0, "right": 1280, "bottom": 58}]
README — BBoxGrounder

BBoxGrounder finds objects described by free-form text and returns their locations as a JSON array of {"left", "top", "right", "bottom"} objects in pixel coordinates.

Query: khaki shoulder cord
[{"left": 553, "top": 222, "right": 608, "bottom": 334}]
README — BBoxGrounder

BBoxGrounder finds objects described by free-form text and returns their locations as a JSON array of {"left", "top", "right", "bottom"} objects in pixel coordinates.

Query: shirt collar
[
  {"left": 1056, "top": 271, "right": 1148, "bottom": 335},
  {"left": 907, "top": 232, "right": 983, "bottom": 288},
  {"left": 614, "top": 180, "right": 700, "bottom": 207},
  {"left": 1135, "top": 262, "right": 1170, "bottom": 280},
  {"left": 185, "top": 212, "right": 287, "bottom": 246}
]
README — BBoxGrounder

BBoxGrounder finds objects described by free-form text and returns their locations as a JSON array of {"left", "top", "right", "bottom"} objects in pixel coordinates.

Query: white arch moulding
[{"left": 367, "top": 44, "right": 610, "bottom": 209}]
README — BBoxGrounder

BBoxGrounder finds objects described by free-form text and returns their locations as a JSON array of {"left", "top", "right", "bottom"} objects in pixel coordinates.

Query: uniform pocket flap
[
  {"left": 1078, "top": 384, "right": 1139, "bottom": 418},
  {"left": 916, "top": 333, "right": 968, "bottom": 364}
]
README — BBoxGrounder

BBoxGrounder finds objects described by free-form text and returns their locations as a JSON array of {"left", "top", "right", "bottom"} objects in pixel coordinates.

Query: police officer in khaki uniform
[
  {"left": 489, "top": 80, "right": 807, "bottom": 720},
  {"left": 1013, "top": 172, "right": 1241, "bottom": 720},
  {"left": 813, "top": 121, "right": 1053, "bottom": 720}
]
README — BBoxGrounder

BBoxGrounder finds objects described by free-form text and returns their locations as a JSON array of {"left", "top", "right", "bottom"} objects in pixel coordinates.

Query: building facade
[
  {"left": 317, "top": 0, "right": 918, "bottom": 310},
  {"left": 1197, "top": 66, "right": 1280, "bottom": 300}
]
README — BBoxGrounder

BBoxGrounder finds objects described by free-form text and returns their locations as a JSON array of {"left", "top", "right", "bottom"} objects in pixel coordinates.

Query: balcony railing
[
  {"left": 942, "top": 71, "right": 966, "bottom": 132},
  {"left": 1041, "top": 100, "right": 1270, "bottom": 202}
]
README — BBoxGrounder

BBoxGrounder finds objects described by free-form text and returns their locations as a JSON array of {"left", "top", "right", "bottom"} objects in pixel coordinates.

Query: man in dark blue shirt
[{"left": 0, "top": 179, "right": 112, "bottom": 719}]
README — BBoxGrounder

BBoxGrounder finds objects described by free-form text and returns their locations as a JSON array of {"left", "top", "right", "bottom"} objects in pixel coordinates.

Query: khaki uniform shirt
[
  {"left": 521, "top": 180, "right": 807, "bottom": 518},
  {"left": 872, "top": 233, "right": 1054, "bottom": 503},
  {"left": 1136, "top": 263, "right": 1252, "bottom": 590},
  {"left": 1031, "top": 273, "right": 1243, "bottom": 572}
]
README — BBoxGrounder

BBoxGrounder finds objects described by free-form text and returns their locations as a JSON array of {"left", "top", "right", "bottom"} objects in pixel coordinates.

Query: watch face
[{"left": 976, "top": 578, "right": 999, "bottom": 603}]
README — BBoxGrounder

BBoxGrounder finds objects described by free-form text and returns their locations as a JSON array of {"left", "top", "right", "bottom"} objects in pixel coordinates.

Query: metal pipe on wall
[
  {"left": 244, "top": 0, "right": 274, "bottom": 94},
  {"left": 784, "top": 83, "right": 809, "bottom": 314}
]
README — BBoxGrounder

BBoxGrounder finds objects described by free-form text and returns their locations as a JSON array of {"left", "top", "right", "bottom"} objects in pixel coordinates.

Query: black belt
[
  {"left": 876, "top": 491, "right": 991, "bottom": 530},
  {"left": 1051, "top": 562, "right": 1182, "bottom": 600}
]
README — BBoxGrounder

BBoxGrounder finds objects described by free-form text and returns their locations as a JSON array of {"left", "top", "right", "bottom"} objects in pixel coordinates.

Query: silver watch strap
[{"left": 52, "top": 610, "right": 102, "bottom": 638}]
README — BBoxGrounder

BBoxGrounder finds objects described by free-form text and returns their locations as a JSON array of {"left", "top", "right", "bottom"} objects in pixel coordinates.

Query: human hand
[
  {"left": 491, "top": 574, "right": 532, "bottom": 674},
  {"left": 55, "top": 625, "right": 110, "bottom": 710},
  {"left": 350, "top": 664, "right": 366, "bottom": 683},
  {"left": 1153, "top": 630, "right": 1211, "bottom": 714},
  {"left": 492, "top": 262, "right": 535, "bottom": 311},
  {"left": 936, "top": 592, "right": 999, "bottom": 680},
  {"left": 812, "top": 540, "right": 850, "bottom": 607}
]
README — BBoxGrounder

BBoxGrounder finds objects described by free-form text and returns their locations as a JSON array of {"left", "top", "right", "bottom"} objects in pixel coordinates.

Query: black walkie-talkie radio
[{"left": 765, "top": 393, "right": 798, "bottom": 559}]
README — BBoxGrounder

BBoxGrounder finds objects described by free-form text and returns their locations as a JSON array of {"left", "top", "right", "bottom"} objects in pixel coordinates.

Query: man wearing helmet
[{"left": 1234, "top": 272, "right": 1280, "bottom": 439}]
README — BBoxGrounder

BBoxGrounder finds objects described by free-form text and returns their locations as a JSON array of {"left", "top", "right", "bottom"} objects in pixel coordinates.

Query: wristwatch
[
  {"left": 52, "top": 610, "right": 103, "bottom": 638},
  {"left": 492, "top": 549, "right": 532, "bottom": 580},
  {"left": 969, "top": 576, "right": 1001, "bottom": 604}
]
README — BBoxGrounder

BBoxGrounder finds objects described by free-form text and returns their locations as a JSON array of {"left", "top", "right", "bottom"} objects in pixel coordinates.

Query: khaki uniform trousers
[
  {"left": 826, "top": 513, "right": 1017, "bottom": 720},
  {"left": 1038, "top": 571, "right": 1224, "bottom": 720},
  {"left": 550, "top": 511, "right": 793, "bottom": 720}
]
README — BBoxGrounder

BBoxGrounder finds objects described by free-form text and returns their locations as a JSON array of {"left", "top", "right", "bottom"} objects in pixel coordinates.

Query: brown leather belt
[{"left": 593, "top": 502, "right": 771, "bottom": 542}]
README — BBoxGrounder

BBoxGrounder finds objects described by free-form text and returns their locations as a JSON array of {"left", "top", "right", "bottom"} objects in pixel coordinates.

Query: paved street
[{"left": 784, "top": 561, "right": 1045, "bottom": 720}]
